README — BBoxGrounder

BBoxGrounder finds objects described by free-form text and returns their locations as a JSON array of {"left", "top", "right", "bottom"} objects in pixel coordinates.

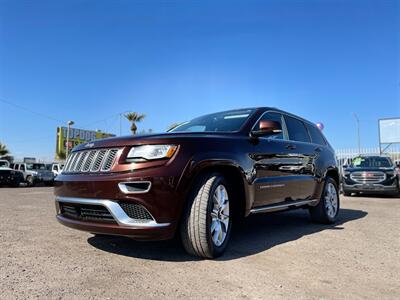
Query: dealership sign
[
  {"left": 56, "top": 127, "right": 115, "bottom": 159},
  {"left": 379, "top": 118, "right": 400, "bottom": 144}
]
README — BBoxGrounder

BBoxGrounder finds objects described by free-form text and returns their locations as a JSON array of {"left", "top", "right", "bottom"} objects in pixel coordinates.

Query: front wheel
[
  {"left": 180, "top": 173, "right": 232, "bottom": 258},
  {"left": 26, "top": 176, "right": 35, "bottom": 187},
  {"left": 11, "top": 178, "right": 21, "bottom": 188},
  {"left": 309, "top": 177, "right": 340, "bottom": 224}
]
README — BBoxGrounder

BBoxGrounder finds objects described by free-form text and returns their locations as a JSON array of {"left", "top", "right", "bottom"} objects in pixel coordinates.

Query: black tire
[
  {"left": 309, "top": 177, "right": 340, "bottom": 224},
  {"left": 11, "top": 178, "right": 21, "bottom": 188},
  {"left": 180, "top": 173, "right": 233, "bottom": 258}
]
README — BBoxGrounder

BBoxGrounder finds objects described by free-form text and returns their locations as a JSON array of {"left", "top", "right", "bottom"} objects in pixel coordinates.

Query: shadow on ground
[{"left": 88, "top": 208, "right": 367, "bottom": 262}]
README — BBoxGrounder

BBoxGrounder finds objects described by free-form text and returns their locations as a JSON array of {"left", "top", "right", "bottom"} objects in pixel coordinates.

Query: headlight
[{"left": 127, "top": 145, "right": 177, "bottom": 161}]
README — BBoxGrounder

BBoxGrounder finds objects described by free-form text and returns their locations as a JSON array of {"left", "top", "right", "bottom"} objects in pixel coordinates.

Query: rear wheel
[
  {"left": 180, "top": 173, "right": 232, "bottom": 258},
  {"left": 309, "top": 177, "right": 340, "bottom": 224}
]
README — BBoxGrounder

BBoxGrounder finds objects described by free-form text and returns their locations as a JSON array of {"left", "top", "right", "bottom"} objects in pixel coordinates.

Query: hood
[
  {"left": 0, "top": 167, "right": 13, "bottom": 171},
  {"left": 73, "top": 132, "right": 238, "bottom": 151}
]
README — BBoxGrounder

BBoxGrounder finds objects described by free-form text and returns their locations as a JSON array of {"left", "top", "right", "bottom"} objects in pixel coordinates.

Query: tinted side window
[
  {"left": 284, "top": 116, "right": 310, "bottom": 143},
  {"left": 255, "top": 112, "right": 285, "bottom": 140},
  {"left": 306, "top": 124, "right": 326, "bottom": 145}
]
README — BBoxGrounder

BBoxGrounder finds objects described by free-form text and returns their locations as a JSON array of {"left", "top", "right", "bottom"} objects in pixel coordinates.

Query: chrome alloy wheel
[
  {"left": 325, "top": 182, "right": 338, "bottom": 218},
  {"left": 210, "top": 184, "right": 230, "bottom": 247}
]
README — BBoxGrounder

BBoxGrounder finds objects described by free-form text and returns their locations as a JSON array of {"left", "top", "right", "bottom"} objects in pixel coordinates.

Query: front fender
[{"left": 177, "top": 151, "right": 255, "bottom": 216}]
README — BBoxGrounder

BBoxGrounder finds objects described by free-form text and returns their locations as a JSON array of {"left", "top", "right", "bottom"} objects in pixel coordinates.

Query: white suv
[{"left": 11, "top": 163, "right": 55, "bottom": 186}]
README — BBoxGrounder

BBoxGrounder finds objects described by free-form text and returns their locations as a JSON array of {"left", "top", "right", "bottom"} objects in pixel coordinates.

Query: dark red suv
[{"left": 55, "top": 107, "right": 340, "bottom": 258}]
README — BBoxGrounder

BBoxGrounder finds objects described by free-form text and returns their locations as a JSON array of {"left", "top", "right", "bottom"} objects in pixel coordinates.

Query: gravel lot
[{"left": 0, "top": 187, "right": 399, "bottom": 299}]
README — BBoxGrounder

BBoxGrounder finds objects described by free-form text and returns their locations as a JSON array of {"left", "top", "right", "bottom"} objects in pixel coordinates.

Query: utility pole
[
  {"left": 353, "top": 113, "right": 361, "bottom": 154},
  {"left": 119, "top": 113, "right": 122, "bottom": 136},
  {"left": 66, "top": 120, "right": 74, "bottom": 158}
]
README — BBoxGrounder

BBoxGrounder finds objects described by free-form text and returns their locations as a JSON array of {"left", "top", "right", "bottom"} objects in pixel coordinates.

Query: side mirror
[{"left": 251, "top": 120, "right": 282, "bottom": 137}]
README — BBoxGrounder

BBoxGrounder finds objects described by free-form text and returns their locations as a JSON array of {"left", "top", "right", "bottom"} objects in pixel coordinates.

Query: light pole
[
  {"left": 353, "top": 113, "right": 361, "bottom": 154},
  {"left": 66, "top": 120, "right": 74, "bottom": 158}
]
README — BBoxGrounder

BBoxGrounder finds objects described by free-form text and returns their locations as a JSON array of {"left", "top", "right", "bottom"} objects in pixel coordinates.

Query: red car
[{"left": 55, "top": 108, "right": 340, "bottom": 258}]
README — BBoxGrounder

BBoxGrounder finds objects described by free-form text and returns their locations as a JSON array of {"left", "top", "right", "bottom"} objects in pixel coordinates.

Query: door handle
[{"left": 286, "top": 145, "right": 296, "bottom": 150}]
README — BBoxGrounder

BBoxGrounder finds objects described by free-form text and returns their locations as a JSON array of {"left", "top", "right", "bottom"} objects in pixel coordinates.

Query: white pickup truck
[
  {"left": 46, "top": 163, "right": 64, "bottom": 176},
  {"left": 11, "top": 162, "right": 55, "bottom": 186}
]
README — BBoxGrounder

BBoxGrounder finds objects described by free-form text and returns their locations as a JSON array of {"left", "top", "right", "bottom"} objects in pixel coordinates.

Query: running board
[{"left": 250, "top": 199, "right": 319, "bottom": 214}]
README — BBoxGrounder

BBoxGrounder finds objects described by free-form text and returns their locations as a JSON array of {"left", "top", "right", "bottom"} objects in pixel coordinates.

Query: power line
[
  {"left": 0, "top": 97, "right": 65, "bottom": 123},
  {"left": 81, "top": 110, "right": 131, "bottom": 131},
  {"left": 0, "top": 96, "right": 132, "bottom": 133}
]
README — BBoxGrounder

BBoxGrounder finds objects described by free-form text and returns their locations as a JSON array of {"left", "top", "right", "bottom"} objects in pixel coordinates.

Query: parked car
[
  {"left": 0, "top": 160, "right": 24, "bottom": 187},
  {"left": 395, "top": 160, "right": 400, "bottom": 178},
  {"left": 11, "top": 162, "right": 55, "bottom": 186},
  {"left": 342, "top": 155, "right": 400, "bottom": 196},
  {"left": 0, "top": 160, "right": 10, "bottom": 168},
  {"left": 54, "top": 107, "right": 340, "bottom": 258},
  {"left": 46, "top": 163, "right": 64, "bottom": 176}
]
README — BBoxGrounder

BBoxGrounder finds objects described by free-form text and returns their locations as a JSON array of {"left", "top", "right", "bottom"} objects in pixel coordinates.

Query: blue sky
[{"left": 0, "top": 0, "right": 399, "bottom": 161}]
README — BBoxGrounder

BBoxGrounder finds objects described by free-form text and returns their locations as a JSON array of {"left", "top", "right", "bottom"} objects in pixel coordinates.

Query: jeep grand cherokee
[{"left": 55, "top": 107, "right": 340, "bottom": 258}]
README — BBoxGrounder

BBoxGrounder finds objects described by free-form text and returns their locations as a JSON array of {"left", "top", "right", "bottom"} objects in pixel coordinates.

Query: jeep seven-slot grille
[
  {"left": 63, "top": 149, "right": 119, "bottom": 173},
  {"left": 59, "top": 203, "right": 116, "bottom": 223}
]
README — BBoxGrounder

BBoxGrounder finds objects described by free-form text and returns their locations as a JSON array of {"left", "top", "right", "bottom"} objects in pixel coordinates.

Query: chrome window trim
[
  {"left": 56, "top": 196, "right": 170, "bottom": 228},
  {"left": 250, "top": 110, "right": 289, "bottom": 141},
  {"left": 251, "top": 110, "right": 327, "bottom": 146}
]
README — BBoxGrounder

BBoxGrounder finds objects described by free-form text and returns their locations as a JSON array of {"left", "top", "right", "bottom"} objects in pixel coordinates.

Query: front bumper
[
  {"left": 343, "top": 183, "right": 399, "bottom": 194},
  {"left": 54, "top": 157, "right": 189, "bottom": 240},
  {"left": 55, "top": 196, "right": 174, "bottom": 240}
]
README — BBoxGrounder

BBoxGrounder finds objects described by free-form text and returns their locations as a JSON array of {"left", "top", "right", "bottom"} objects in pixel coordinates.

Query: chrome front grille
[
  {"left": 63, "top": 148, "right": 120, "bottom": 173},
  {"left": 350, "top": 171, "right": 386, "bottom": 184}
]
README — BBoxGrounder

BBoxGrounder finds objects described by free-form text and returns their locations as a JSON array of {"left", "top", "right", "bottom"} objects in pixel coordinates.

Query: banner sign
[
  {"left": 56, "top": 127, "right": 115, "bottom": 159},
  {"left": 379, "top": 118, "right": 400, "bottom": 144}
]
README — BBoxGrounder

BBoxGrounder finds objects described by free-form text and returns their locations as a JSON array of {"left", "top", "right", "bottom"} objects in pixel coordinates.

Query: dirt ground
[{"left": 0, "top": 187, "right": 399, "bottom": 299}]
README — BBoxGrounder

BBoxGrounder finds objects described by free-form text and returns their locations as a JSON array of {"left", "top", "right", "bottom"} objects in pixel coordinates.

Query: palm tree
[
  {"left": 124, "top": 112, "right": 145, "bottom": 135},
  {"left": 0, "top": 142, "right": 10, "bottom": 157}
]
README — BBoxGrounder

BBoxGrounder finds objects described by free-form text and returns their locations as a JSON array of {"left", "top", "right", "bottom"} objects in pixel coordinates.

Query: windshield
[
  {"left": 169, "top": 109, "right": 255, "bottom": 133},
  {"left": 26, "top": 163, "right": 46, "bottom": 170},
  {"left": 350, "top": 156, "right": 393, "bottom": 168}
]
